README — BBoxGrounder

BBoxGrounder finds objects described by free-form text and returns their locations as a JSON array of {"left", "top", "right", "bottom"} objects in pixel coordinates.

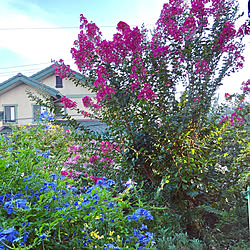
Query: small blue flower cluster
[
  {"left": 39, "top": 110, "right": 54, "bottom": 122},
  {"left": 104, "top": 243, "right": 121, "bottom": 249},
  {"left": 0, "top": 171, "right": 155, "bottom": 249},
  {"left": 0, "top": 227, "right": 22, "bottom": 249},
  {"left": 127, "top": 208, "right": 154, "bottom": 221},
  {"left": 3, "top": 199, "right": 30, "bottom": 215},
  {"left": 36, "top": 149, "right": 50, "bottom": 158}
]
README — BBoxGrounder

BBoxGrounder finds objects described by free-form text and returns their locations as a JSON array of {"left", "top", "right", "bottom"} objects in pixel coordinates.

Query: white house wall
[{"left": 0, "top": 83, "right": 40, "bottom": 126}]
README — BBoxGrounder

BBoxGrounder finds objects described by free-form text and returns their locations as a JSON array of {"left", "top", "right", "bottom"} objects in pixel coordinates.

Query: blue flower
[
  {"left": 140, "top": 224, "right": 148, "bottom": 230},
  {"left": 127, "top": 208, "right": 153, "bottom": 221},
  {"left": 36, "top": 149, "right": 50, "bottom": 159},
  {"left": 139, "top": 232, "right": 155, "bottom": 246},
  {"left": 0, "top": 227, "right": 22, "bottom": 244},
  {"left": 38, "top": 233, "right": 47, "bottom": 240},
  {"left": 43, "top": 205, "right": 50, "bottom": 210},
  {"left": 70, "top": 187, "right": 78, "bottom": 192},
  {"left": 23, "top": 185, "right": 30, "bottom": 191},
  {"left": 107, "top": 179, "right": 115, "bottom": 186},
  {"left": 50, "top": 174, "right": 57, "bottom": 181},
  {"left": 39, "top": 110, "right": 54, "bottom": 122},
  {"left": 19, "top": 232, "right": 29, "bottom": 246},
  {"left": 4, "top": 199, "right": 30, "bottom": 214},
  {"left": 103, "top": 243, "right": 120, "bottom": 249}
]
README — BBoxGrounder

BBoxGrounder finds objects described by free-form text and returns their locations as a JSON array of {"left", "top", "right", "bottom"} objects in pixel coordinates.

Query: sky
[{"left": 0, "top": 0, "right": 249, "bottom": 99}]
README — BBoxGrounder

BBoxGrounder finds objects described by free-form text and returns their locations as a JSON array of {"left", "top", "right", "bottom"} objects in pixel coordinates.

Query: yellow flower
[
  {"left": 90, "top": 230, "right": 104, "bottom": 239},
  {"left": 109, "top": 231, "right": 114, "bottom": 236}
]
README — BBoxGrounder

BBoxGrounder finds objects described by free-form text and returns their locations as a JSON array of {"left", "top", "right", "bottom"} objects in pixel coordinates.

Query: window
[
  {"left": 55, "top": 105, "right": 66, "bottom": 118},
  {"left": 4, "top": 105, "right": 17, "bottom": 123},
  {"left": 0, "top": 111, "right": 4, "bottom": 121},
  {"left": 33, "top": 105, "right": 48, "bottom": 122},
  {"left": 56, "top": 76, "right": 63, "bottom": 88}
]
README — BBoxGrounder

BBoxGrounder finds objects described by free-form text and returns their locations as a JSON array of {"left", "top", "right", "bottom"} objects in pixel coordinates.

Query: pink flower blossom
[
  {"left": 82, "top": 96, "right": 93, "bottom": 107},
  {"left": 194, "top": 97, "right": 200, "bottom": 102},
  {"left": 237, "top": 22, "right": 250, "bottom": 37},
  {"left": 61, "top": 96, "right": 77, "bottom": 109},
  {"left": 96, "top": 85, "right": 116, "bottom": 103},
  {"left": 131, "top": 81, "right": 140, "bottom": 91},
  {"left": 94, "top": 76, "right": 106, "bottom": 88},
  {"left": 81, "top": 111, "right": 89, "bottom": 118},
  {"left": 219, "top": 115, "right": 229, "bottom": 124},
  {"left": 64, "top": 129, "right": 70, "bottom": 137},
  {"left": 236, "top": 107, "right": 243, "bottom": 110},
  {"left": 117, "top": 21, "right": 130, "bottom": 34},
  {"left": 190, "top": 0, "right": 208, "bottom": 22},
  {"left": 195, "top": 60, "right": 211, "bottom": 77},
  {"left": 53, "top": 60, "right": 76, "bottom": 79},
  {"left": 215, "top": 21, "right": 236, "bottom": 50},
  {"left": 152, "top": 46, "right": 169, "bottom": 58},
  {"left": 241, "top": 80, "right": 250, "bottom": 93},
  {"left": 67, "top": 145, "right": 83, "bottom": 152},
  {"left": 224, "top": 93, "right": 232, "bottom": 100},
  {"left": 89, "top": 155, "right": 99, "bottom": 164},
  {"left": 138, "top": 84, "right": 156, "bottom": 101}
]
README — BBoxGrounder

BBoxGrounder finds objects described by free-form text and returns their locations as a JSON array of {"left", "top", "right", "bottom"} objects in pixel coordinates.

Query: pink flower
[
  {"left": 131, "top": 81, "right": 140, "bottom": 91},
  {"left": 96, "top": 85, "right": 116, "bottom": 103},
  {"left": 100, "top": 141, "right": 113, "bottom": 154},
  {"left": 241, "top": 80, "right": 250, "bottom": 93},
  {"left": 82, "top": 96, "right": 93, "bottom": 107},
  {"left": 237, "top": 22, "right": 250, "bottom": 37},
  {"left": 215, "top": 21, "right": 236, "bottom": 51},
  {"left": 117, "top": 21, "right": 130, "bottom": 34},
  {"left": 195, "top": 60, "right": 211, "bottom": 77},
  {"left": 53, "top": 61, "right": 76, "bottom": 79},
  {"left": 219, "top": 115, "right": 229, "bottom": 124},
  {"left": 194, "top": 97, "right": 200, "bottom": 102},
  {"left": 138, "top": 84, "right": 156, "bottom": 101},
  {"left": 152, "top": 46, "right": 169, "bottom": 58},
  {"left": 90, "top": 176, "right": 104, "bottom": 184},
  {"left": 61, "top": 96, "right": 77, "bottom": 109},
  {"left": 73, "top": 155, "right": 81, "bottom": 161},
  {"left": 94, "top": 76, "right": 106, "bottom": 88},
  {"left": 224, "top": 93, "right": 232, "bottom": 100},
  {"left": 89, "top": 155, "right": 99, "bottom": 164},
  {"left": 81, "top": 111, "right": 89, "bottom": 118},
  {"left": 64, "top": 129, "right": 70, "bottom": 137}
]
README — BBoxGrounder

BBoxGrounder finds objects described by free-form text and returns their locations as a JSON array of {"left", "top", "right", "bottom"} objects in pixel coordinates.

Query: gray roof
[{"left": 0, "top": 72, "right": 61, "bottom": 97}]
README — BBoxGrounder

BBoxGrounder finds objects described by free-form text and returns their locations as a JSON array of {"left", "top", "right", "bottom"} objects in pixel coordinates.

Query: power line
[
  {"left": 0, "top": 24, "right": 154, "bottom": 31},
  {"left": 0, "top": 62, "right": 51, "bottom": 70},
  {"left": 0, "top": 26, "right": 79, "bottom": 31},
  {"left": 0, "top": 68, "right": 46, "bottom": 75},
  {"left": 0, "top": 57, "right": 73, "bottom": 71}
]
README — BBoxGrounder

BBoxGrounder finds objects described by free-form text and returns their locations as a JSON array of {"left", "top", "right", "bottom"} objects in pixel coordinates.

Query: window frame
[
  {"left": 3, "top": 104, "right": 17, "bottom": 124},
  {"left": 56, "top": 76, "right": 63, "bottom": 88}
]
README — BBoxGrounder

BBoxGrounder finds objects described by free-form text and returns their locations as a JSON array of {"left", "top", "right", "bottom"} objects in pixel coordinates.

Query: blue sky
[{"left": 0, "top": 0, "right": 249, "bottom": 97}]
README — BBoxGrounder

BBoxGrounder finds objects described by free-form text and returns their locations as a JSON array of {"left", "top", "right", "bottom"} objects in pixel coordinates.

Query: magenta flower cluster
[
  {"left": 219, "top": 107, "right": 244, "bottom": 127},
  {"left": 53, "top": 0, "right": 249, "bottom": 112},
  {"left": 61, "top": 96, "right": 77, "bottom": 109},
  {"left": 53, "top": 59, "right": 75, "bottom": 79},
  {"left": 195, "top": 60, "right": 211, "bottom": 77}
]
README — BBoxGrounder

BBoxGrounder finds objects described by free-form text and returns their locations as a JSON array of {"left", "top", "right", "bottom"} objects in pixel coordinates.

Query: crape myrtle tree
[{"left": 54, "top": 0, "right": 249, "bottom": 240}]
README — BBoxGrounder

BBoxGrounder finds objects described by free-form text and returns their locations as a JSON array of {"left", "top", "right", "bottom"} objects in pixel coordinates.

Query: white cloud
[{"left": 0, "top": 0, "right": 78, "bottom": 71}]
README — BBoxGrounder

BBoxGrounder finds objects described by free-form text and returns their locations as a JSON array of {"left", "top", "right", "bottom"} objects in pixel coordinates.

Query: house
[{"left": 0, "top": 64, "right": 107, "bottom": 134}]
